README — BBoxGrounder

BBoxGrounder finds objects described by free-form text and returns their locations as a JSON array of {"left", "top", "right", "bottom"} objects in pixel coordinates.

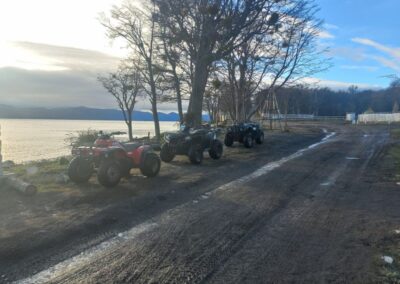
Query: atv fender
[{"left": 138, "top": 146, "right": 154, "bottom": 168}]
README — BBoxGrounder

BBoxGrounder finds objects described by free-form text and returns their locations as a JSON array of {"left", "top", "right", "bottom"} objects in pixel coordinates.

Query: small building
[{"left": 346, "top": 113, "right": 356, "bottom": 124}]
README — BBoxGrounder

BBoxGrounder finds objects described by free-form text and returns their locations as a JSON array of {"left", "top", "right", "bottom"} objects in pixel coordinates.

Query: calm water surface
[{"left": 0, "top": 119, "right": 179, "bottom": 163}]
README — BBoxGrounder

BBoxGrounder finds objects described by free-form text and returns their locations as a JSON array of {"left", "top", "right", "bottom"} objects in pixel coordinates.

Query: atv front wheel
[
  {"left": 188, "top": 145, "right": 204, "bottom": 165},
  {"left": 160, "top": 143, "right": 175, "bottom": 163},
  {"left": 68, "top": 157, "right": 93, "bottom": 184},
  {"left": 140, "top": 153, "right": 161, "bottom": 177},
  {"left": 256, "top": 131, "right": 264, "bottom": 145},
  {"left": 224, "top": 133, "right": 234, "bottom": 147},
  {"left": 97, "top": 160, "right": 122, "bottom": 188},
  {"left": 209, "top": 140, "right": 223, "bottom": 160},
  {"left": 244, "top": 134, "right": 254, "bottom": 149}
]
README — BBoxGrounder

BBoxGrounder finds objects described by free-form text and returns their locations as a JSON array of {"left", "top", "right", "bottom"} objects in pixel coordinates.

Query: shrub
[{"left": 66, "top": 129, "right": 100, "bottom": 148}]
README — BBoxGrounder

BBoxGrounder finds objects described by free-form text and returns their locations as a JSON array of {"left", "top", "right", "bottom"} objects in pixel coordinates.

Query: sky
[
  {"left": 0, "top": 0, "right": 399, "bottom": 110},
  {"left": 316, "top": 0, "right": 400, "bottom": 89}
]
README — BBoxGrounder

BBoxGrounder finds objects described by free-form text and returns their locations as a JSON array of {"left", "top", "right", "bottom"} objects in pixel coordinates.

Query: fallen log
[{"left": 1, "top": 174, "right": 37, "bottom": 196}]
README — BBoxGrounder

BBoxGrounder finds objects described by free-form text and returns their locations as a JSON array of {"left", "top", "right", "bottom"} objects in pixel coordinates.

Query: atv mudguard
[{"left": 137, "top": 145, "right": 153, "bottom": 168}]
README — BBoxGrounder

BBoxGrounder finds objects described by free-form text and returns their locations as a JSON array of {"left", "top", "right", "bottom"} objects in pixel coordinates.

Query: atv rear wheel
[
  {"left": 224, "top": 133, "right": 234, "bottom": 147},
  {"left": 256, "top": 131, "right": 264, "bottom": 144},
  {"left": 244, "top": 134, "right": 254, "bottom": 149},
  {"left": 68, "top": 157, "right": 93, "bottom": 184},
  {"left": 140, "top": 153, "right": 161, "bottom": 177},
  {"left": 97, "top": 160, "right": 122, "bottom": 188},
  {"left": 160, "top": 143, "right": 175, "bottom": 163},
  {"left": 188, "top": 144, "right": 203, "bottom": 165},
  {"left": 209, "top": 140, "right": 223, "bottom": 160}
]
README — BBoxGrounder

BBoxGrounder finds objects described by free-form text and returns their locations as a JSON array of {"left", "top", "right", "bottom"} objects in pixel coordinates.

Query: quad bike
[
  {"left": 224, "top": 122, "right": 264, "bottom": 148},
  {"left": 160, "top": 125, "right": 223, "bottom": 165},
  {"left": 68, "top": 132, "right": 161, "bottom": 188}
]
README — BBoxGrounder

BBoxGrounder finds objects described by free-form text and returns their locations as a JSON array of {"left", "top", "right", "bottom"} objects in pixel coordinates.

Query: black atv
[
  {"left": 160, "top": 125, "right": 223, "bottom": 165},
  {"left": 224, "top": 122, "right": 264, "bottom": 148}
]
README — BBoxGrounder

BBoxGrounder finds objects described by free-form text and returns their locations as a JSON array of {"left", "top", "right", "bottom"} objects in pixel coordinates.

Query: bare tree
[
  {"left": 203, "top": 78, "right": 222, "bottom": 124},
  {"left": 101, "top": 1, "right": 163, "bottom": 141},
  {"left": 220, "top": 32, "right": 277, "bottom": 122},
  {"left": 98, "top": 65, "right": 142, "bottom": 141},
  {"left": 154, "top": 0, "right": 276, "bottom": 126},
  {"left": 247, "top": 0, "right": 330, "bottom": 120},
  {"left": 209, "top": 0, "right": 328, "bottom": 124},
  {"left": 157, "top": 26, "right": 188, "bottom": 123},
  {"left": 390, "top": 76, "right": 400, "bottom": 89}
]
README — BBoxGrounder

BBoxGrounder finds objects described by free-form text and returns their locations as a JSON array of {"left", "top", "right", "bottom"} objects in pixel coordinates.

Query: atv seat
[{"left": 122, "top": 142, "right": 141, "bottom": 152}]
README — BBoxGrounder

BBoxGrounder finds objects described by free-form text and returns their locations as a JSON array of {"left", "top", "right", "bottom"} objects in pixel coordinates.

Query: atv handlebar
[
  {"left": 98, "top": 131, "right": 127, "bottom": 138},
  {"left": 109, "top": 131, "right": 126, "bottom": 136}
]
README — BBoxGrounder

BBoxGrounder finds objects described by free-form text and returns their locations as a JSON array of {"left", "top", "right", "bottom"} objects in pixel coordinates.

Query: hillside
[{"left": 0, "top": 105, "right": 198, "bottom": 121}]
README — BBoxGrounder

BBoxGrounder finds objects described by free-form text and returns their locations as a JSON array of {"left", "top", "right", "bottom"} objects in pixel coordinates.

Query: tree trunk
[
  {"left": 190, "top": 58, "right": 209, "bottom": 126},
  {"left": 284, "top": 95, "right": 289, "bottom": 131},
  {"left": 235, "top": 89, "right": 239, "bottom": 122},
  {"left": 127, "top": 119, "right": 133, "bottom": 141},
  {"left": 150, "top": 79, "right": 161, "bottom": 141},
  {"left": 148, "top": 62, "right": 161, "bottom": 141},
  {"left": 174, "top": 74, "right": 184, "bottom": 123},
  {"left": 152, "top": 101, "right": 161, "bottom": 141},
  {"left": 149, "top": 78, "right": 161, "bottom": 141}
]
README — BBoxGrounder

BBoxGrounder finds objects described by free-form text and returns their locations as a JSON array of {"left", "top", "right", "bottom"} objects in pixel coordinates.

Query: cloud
[
  {"left": 315, "top": 23, "right": 336, "bottom": 40},
  {"left": 0, "top": 67, "right": 115, "bottom": 107},
  {"left": 0, "top": 41, "right": 120, "bottom": 72},
  {"left": 351, "top": 37, "right": 400, "bottom": 72},
  {"left": 352, "top": 38, "right": 400, "bottom": 59},
  {"left": 339, "top": 65, "right": 379, "bottom": 72},
  {"left": 327, "top": 47, "right": 366, "bottom": 62},
  {"left": 318, "top": 30, "right": 335, "bottom": 39},
  {"left": 370, "top": 56, "right": 400, "bottom": 72},
  {"left": 0, "top": 66, "right": 184, "bottom": 112},
  {"left": 0, "top": 42, "right": 185, "bottom": 112},
  {"left": 324, "top": 23, "right": 339, "bottom": 30}
]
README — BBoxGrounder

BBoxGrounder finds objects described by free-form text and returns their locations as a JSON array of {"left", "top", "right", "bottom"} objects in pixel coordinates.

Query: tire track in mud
[
  {"left": 14, "top": 130, "right": 337, "bottom": 284},
  {"left": 207, "top": 130, "right": 390, "bottom": 283}
]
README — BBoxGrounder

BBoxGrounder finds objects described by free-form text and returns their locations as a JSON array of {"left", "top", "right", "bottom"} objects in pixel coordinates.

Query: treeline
[{"left": 275, "top": 82, "right": 400, "bottom": 117}]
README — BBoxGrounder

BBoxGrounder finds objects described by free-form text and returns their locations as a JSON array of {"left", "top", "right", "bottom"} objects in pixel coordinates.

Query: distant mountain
[{"left": 0, "top": 105, "right": 209, "bottom": 122}]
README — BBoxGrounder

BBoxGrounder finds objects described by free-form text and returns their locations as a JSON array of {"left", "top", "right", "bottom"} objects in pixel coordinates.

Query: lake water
[{"left": 0, "top": 119, "right": 179, "bottom": 163}]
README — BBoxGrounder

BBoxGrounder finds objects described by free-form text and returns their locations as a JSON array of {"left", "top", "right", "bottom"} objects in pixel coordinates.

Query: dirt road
[{"left": 2, "top": 123, "right": 400, "bottom": 283}]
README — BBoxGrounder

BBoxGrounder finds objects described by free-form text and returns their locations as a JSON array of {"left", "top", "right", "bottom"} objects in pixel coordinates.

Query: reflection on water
[{"left": 0, "top": 119, "right": 179, "bottom": 163}]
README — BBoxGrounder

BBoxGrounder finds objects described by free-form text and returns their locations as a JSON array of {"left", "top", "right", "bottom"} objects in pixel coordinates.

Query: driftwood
[{"left": 1, "top": 174, "right": 37, "bottom": 196}]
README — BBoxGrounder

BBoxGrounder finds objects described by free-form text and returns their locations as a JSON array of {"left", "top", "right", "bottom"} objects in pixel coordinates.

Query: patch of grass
[
  {"left": 375, "top": 232, "right": 400, "bottom": 283},
  {"left": 392, "top": 129, "right": 400, "bottom": 139},
  {"left": 388, "top": 136, "right": 400, "bottom": 177},
  {"left": 9, "top": 158, "right": 71, "bottom": 192},
  {"left": 389, "top": 146, "right": 400, "bottom": 161}
]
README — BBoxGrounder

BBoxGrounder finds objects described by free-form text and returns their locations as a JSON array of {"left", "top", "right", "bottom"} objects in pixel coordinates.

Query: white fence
[
  {"left": 358, "top": 113, "right": 400, "bottom": 124},
  {"left": 262, "top": 114, "right": 345, "bottom": 121}
]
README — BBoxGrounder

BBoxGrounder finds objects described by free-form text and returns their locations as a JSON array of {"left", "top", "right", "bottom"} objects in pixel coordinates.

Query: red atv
[{"left": 68, "top": 132, "right": 161, "bottom": 188}]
